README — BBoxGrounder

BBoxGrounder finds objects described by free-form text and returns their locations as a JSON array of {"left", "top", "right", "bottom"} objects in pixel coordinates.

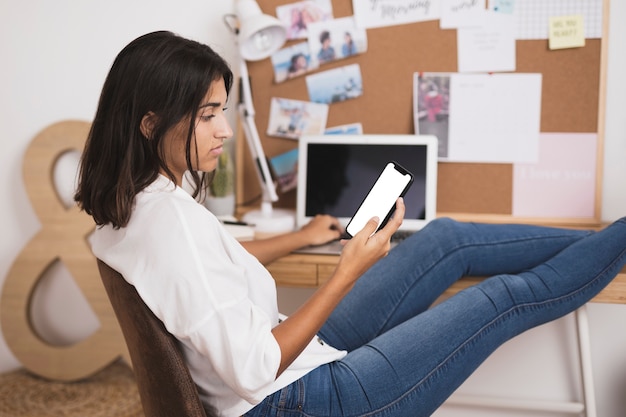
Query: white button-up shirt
[{"left": 90, "top": 175, "right": 346, "bottom": 417}]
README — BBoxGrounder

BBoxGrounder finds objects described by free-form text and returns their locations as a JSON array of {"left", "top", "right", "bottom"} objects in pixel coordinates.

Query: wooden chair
[{"left": 97, "top": 259, "right": 217, "bottom": 417}]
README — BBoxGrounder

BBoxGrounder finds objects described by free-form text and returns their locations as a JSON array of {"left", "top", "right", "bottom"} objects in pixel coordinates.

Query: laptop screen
[{"left": 296, "top": 134, "right": 438, "bottom": 231}]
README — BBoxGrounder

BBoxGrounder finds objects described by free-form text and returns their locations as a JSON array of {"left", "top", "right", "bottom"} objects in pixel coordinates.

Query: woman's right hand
[
  {"left": 335, "top": 197, "right": 406, "bottom": 284},
  {"left": 271, "top": 198, "right": 405, "bottom": 377}
]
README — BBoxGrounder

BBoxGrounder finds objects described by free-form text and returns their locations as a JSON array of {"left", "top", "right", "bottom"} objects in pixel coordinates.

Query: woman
[
  {"left": 287, "top": 53, "right": 308, "bottom": 79},
  {"left": 75, "top": 31, "right": 626, "bottom": 417}
]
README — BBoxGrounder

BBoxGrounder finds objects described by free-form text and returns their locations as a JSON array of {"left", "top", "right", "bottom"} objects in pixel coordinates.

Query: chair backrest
[{"left": 97, "top": 259, "right": 217, "bottom": 417}]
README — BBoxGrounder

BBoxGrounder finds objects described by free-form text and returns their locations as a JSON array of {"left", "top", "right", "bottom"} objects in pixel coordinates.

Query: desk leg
[
  {"left": 444, "top": 307, "right": 596, "bottom": 414},
  {"left": 576, "top": 305, "right": 597, "bottom": 417}
]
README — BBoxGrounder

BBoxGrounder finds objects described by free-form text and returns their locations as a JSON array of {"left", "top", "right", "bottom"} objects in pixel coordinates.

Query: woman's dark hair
[
  {"left": 288, "top": 53, "right": 305, "bottom": 73},
  {"left": 74, "top": 31, "right": 233, "bottom": 228}
]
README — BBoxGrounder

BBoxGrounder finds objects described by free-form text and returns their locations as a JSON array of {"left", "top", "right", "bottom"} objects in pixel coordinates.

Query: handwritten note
[
  {"left": 441, "top": 0, "right": 486, "bottom": 29},
  {"left": 549, "top": 15, "right": 585, "bottom": 50},
  {"left": 353, "top": 0, "right": 441, "bottom": 29},
  {"left": 457, "top": 11, "right": 516, "bottom": 73}
]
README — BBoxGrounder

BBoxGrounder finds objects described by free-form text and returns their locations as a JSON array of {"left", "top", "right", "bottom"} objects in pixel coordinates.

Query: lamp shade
[{"left": 237, "top": 0, "right": 287, "bottom": 61}]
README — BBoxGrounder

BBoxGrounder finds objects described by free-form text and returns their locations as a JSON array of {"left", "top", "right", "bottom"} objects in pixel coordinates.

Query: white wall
[{"left": 1, "top": 1, "right": 625, "bottom": 416}]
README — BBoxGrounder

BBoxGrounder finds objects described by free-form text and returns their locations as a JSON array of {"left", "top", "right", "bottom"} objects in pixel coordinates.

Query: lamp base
[{"left": 242, "top": 205, "right": 295, "bottom": 234}]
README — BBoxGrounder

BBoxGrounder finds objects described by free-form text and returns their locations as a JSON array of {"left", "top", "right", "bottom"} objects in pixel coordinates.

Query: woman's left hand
[{"left": 240, "top": 214, "right": 342, "bottom": 265}]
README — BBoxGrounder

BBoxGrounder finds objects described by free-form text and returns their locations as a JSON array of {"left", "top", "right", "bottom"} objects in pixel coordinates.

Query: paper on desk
[
  {"left": 513, "top": 133, "right": 597, "bottom": 218},
  {"left": 446, "top": 73, "right": 541, "bottom": 163},
  {"left": 457, "top": 10, "right": 516, "bottom": 73},
  {"left": 217, "top": 215, "right": 256, "bottom": 241}
]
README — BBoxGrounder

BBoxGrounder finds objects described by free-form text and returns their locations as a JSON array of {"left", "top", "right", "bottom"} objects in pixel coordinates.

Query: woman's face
[
  {"left": 161, "top": 78, "right": 232, "bottom": 184},
  {"left": 296, "top": 55, "right": 307, "bottom": 69}
]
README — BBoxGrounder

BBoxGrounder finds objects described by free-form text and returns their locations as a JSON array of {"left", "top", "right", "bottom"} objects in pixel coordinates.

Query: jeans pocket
[{"left": 245, "top": 379, "right": 305, "bottom": 417}]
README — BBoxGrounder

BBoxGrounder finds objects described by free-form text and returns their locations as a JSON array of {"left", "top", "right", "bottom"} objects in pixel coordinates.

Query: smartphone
[{"left": 345, "top": 161, "right": 414, "bottom": 238}]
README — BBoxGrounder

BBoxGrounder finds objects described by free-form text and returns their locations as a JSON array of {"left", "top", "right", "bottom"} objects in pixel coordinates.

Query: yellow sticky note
[{"left": 549, "top": 15, "right": 585, "bottom": 50}]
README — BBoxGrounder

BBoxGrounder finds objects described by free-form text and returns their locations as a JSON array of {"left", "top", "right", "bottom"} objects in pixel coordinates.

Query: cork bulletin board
[{"left": 236, "top": 0, "right": 609, "bottom": 227}]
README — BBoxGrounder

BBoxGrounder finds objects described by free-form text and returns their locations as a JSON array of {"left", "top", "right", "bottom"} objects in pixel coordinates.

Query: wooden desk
[{"left": 267, "top": 253, "right": 626, "bottom": 304}]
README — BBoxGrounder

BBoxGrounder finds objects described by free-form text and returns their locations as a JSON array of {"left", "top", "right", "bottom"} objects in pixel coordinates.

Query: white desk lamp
[{"left": 225, "top": 0, "right": 295, "bottom": 233}]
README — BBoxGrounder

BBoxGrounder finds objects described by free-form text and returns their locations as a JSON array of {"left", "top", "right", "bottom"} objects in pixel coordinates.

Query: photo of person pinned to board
[
  {"left": 266, "top": 97, "right": 329, "bottom": 140},
  {"left": 275, "top": 0, "right": 333, "bottom": 40},
  {"left": 271, "top": 41, "right": 319, "bottom": 83},
  {"left": 307, "top": 16, "right": 367, "bottom": 66},
  {"left": 306, "top": 63, "right": 363, "bottom": 104}
]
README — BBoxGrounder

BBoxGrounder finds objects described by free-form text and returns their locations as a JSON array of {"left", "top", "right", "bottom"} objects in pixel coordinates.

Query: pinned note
[
  {"left": 513, "top": 133, "right": 597, "bottom": 218},
  {"left": 549, "top": 15, "right": 585, "bottom": 50},
  {"left": 352, "top": 0, "right": 440, "bottom": 29},
  {"left": 441, "top": 0, "right": 486, "bottom": 29}
]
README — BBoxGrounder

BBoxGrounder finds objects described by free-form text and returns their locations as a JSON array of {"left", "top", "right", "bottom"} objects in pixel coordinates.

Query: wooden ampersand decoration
[{"left": 0, "top": 121, "right": 130, "bottom": 381}]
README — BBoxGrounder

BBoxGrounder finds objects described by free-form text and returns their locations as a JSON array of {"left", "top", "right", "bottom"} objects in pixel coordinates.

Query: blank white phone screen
[{"left": 346, "top": 162, "right": 411, "bottom": 236}]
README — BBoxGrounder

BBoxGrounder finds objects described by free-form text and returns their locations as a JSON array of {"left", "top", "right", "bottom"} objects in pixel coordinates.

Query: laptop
[{"left": 294, "top": 134, "right": 438, "bottom": 254}]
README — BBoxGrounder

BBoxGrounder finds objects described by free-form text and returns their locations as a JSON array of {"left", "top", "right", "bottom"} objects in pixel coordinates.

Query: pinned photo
[
  {"left": 276, "top": 0, "right": 333, "bottom": 40},
  {"left": 414, "top": 72, "right": 451, "bottom": 158},
  {"left": 269, "top": 148, "right": 299, "bottom": 193},
  {"left": 306, "top": 64, "right": 363, "bottom": 104},
  {"left": 307, "top": 16, "right": 367, "bottom": 66},
  {"left": 267, "top": 97, "right": 329, "bottom": 140},
  {"left": 271, "top": 42, "right": 319, "bottom": 83},
  {"left": 325, "top": 123, "right": 363, "bottom": 135}
]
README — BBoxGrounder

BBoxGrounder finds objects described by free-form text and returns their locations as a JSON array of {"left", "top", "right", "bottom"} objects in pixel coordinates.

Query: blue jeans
[{"left": 245, "top": 217, "right": 626, "bottom": 417}]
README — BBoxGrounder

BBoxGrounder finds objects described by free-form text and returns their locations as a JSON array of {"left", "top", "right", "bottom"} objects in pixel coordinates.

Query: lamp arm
[{"left": 238, "top": 59, "right": 279, "bottom": 203}]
